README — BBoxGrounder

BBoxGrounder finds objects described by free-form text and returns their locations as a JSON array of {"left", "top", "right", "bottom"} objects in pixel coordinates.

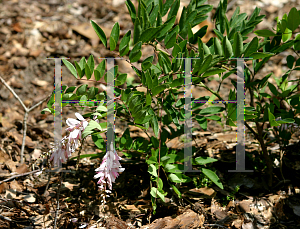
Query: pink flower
[
  {"left": 66, "top": 113, "right": 88, "bottom": 152},
  {"left": 94, "top": 142, "right": 125, "bottom": 201},
  {"left": 49, "top": 113, "right": 88, "bottom": 166},
  {"left": 49, "top": 136, "right": 71, "bottom": 166}
]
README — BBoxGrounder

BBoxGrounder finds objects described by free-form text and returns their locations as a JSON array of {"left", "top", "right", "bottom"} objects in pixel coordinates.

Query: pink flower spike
[{"left": 94, "top": 142, "right": 125, "bottom": 196}]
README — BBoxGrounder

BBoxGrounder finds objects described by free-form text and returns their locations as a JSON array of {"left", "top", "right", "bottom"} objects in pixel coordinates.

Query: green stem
[
  {"left": 198, "top": 82, "right": 224, "bottom": 101},
  {"left": 76, "top": 139, "right": 85, "bottom": 170}
]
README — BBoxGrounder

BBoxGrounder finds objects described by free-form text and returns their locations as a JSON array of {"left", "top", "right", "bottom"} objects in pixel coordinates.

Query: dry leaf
[
  {"left": 16, "top": 164, "right": 29, "bottom": 174},
  {"left": 5, "top": 189, "right": 16, "bottom": 199},
  {"left": 21, "top": 193, "right": 36, "bottom": 203},
  {"left": 9, "top": 180, "right": 22, "bottom": 192},
  {"left": 5, "top": 160, "right": 17, "bottom": 173},
  {"left": 0, "top": 183, "right": 9, "bottom": 194}
]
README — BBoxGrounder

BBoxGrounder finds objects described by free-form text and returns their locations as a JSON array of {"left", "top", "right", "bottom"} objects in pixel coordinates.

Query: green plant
[
  {"left": 43, "top": 0, "right": 300, "bottom": 213},
  {"left": 220, "top": 185, "right": 240, "bottom": 206}
]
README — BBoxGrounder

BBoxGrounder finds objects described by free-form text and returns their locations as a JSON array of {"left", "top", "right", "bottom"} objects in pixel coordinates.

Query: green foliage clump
[{"left": 44, "top": 0, "right": 300, "bottom": 212}]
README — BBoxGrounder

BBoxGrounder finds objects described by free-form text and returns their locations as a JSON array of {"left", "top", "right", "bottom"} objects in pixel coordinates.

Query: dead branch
[
  {"left": 0, "top": 74, "right": 51, "bottom": 163},
  {"left": 0, "top": 169, "right": 41, "bottom": 185}
]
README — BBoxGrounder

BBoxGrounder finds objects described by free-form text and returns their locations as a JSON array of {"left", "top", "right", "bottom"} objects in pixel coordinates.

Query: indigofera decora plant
[{"left": 43, "top": 0, "right": 300, "bottom": 211}]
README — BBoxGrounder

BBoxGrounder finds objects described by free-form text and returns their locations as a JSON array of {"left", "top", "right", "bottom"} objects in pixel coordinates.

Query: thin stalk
[
  {"left": 76, "top": 139, "right": 85, "bottom": 170},
  {"left": 155, "top": 96, "right": 163, "bottom": 201},
  {"left": 255, "top": 122, "right": 273, "bottom": 187},
  {"left": 53, "top": 173, "right": 63, "bottom": 229},
  {"left": 198, "top": 82, "right": 224, "bottom": 101},
  {"left": 248, "top": 84, "right": 273, "bottom": 187}
]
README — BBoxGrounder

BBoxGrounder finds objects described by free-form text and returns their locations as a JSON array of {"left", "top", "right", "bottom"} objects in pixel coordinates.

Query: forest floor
[{"left": 0, "top": 0, "right": 300, "bottom": 228}]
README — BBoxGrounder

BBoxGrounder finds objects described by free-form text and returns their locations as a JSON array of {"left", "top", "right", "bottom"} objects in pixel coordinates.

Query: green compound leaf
[
  {"left": 158, "top": 51, "right": 171, "bottom": 74},
  {"left": 157, "top": 16, "right": 176, "bottom": 38},
  {"left": 165, "top": 31, "right": 177, "bottom": 49},
  {"left": 62, "top": 59, "right": 77, "bottom": 79},
  {"left": 133, "top": 18, "right": 142, "bottom": 44},
  {"left": 282, "top": 27, "right": 292, "bottom": 42},
  {"left": 287, "top": 7, "right": 300, "bottom": 31},
  {"left": 254, "top": 29, "right": 276, "bottom": 37},
  {"left": 119, "top": 30, "right": 131, "bottom": 56},
  {"left": 271, "top": 40, "right": 294, "bottom": 53},
  {"left": 110, "top": 22, "right": 120, "bottom": 51},
  {"left": 222, "top": 36, "right": 233, "bottom": 59},
  {"left": 233, "top": 32, "right": 243, "bottom": 57},
  {"left": 82, "top": 120, "right": 104, "bottom": 139},
  {"left": 200, "top": 106, "right": 225, "bottom": 115},
  {"left": 206, "top": 115, "right": 221, "bottom": 121},
  {"left": 231, "top": 12, "right": 247, "bottom": 28},
  {"left": 195, "top": 156, "right": 217, "bottom": 165},
  {"left": 195, "top": 115, "right": 207, "bottom": 130},
  {"left": 145, "top": 71, "right": 153, "bottom": 89},
  {"left": 142, "top": 56, "right": 154, "bottom": 71},
  {"left": 149, "top": 5, "right": 159, "bottom": 25},
  {"left": 167, "top": 0, "right": 179, "bottom": 21},
  {"left": 202, "top": 168, "right": 223, "bottom": 189},
  {"left": 213, "top": 28, "right": 223, "bottom": 40},
  {"left": 76, "top": 84, "right": 87, "bottom": 96},
  {"left": 116, "top": 73, "right": 127, "bottom": 86},
  {"left": 172, "top": 43, "right": 181, "bottom": 57},
  {"left": 148, "top": 164, "right": 157, "bottom": 177},
  {"left": 294, "top": 34, "right": 300, "bottom": 51},
  {"left": 79, "top": 57, "right": 86, "bottom": 69},
  {"left": 268, "top": 82, "right": 278, "bottom": 96},
  {"left": 286, "top": 55, "right": 294, "bottom": 69},
  {"left": 150, "top": 187, "right": 165, "bottom": 202},
  {"left": 171, "top": 184, "right": 182, "bottom": 198},
  {"left": 260, "top": 93, "right": 271, "bottom": 98},
  {"left": 250, "top": 52, "right": 273, "bottom": 59},
  {"left": 268, "top": 108, "right": 279, "bottom": 127},
  {"left": 85, "top": 63, "right": 92, "bottom": 80},
  {"left": 162, "top": 0, "right": 174, "bottom": 16},
  {"left": 129, "top": 41, "right": 142, "bottom": 63},
  {"left": 91, "top": 20, "right": 107, "bottom": 48},
  {"left": 243, "top": 37, "right": 258, "bottom": 57},
  {"left": 152, "top": 85, "right": 168, "bottom": 96},
  {"left": 94, "top": 60, "right": 106, "bottom": 81},
  {"left": 149, "top": 108, "right": 159, "bottom": 138},
  {"left": 73, "top": 61, "right": 83, "bottom": 79},
  {"left": 125, "top": 0, "right": 136, "bottom": 24},
  {"left": 198, "top": 54, "right": 212, "bottom": 75},
  {"left": 168, "top": 173, "right": 182, "bottom": 183},
  {"left": 202, "top": 68, "right": 226, "bottom": 77},
  {"left": 276, "top": 118, "right": 295, "bottom": 124},
  {"left": 273, "top": 97, "right": 280, "bottom": 108},
  {"left": 140, "top": 27, "right": 159, "bottom": 43},
  {"left": 87, "top": 55, "right": 95, "bottom": 74},
  {"left": 169, "top": 78, "right": 184, "bottom": 88},
  {"left": 213, "top": 37, "right": 223, "bottom": 56},
  {"left": 134, "top": 110, "right": 146, "bottom": 124}
]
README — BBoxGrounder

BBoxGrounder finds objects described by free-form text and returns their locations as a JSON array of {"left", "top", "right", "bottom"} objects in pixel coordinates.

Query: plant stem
[
  {"left": 198, "top": 82, "right": 224, "bottom": 101},
  {"left": 76, "top": 139, "right": 85, "bottom": 170},
  {"left": 255, "top": 122, "right": 273, "bottom": 187},
  {"left": 53, "top": 173, "right": 63, "bottom": 229},
  {"left": 248, "top": 81, "right": 273, "bottom": 187},
  {"left": 155, "top": 96, "right": 163, "bottom": 201}
]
